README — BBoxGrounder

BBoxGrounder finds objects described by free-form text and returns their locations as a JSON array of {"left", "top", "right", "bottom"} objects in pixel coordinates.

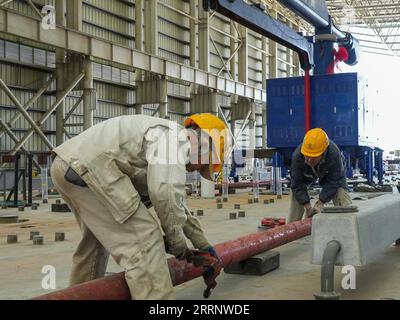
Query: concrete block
[
  {"left": 229, "top": 212, "right": 237, "bottom": 220},
  {"left": 51, "top": 203, "right": 71, "bottom": 213},
  {"left": 238, "top": 211, "right": 246, "bottom": 218},
  {"left": 196, "top": 209, "right": 204, "bottom": 216},
  {"left": 55, "top": 232, "right": 65, "bottom": 242},
  {"left": 33, "top": 235, "right": 44, "bottom": 245},
  {"left": 234, "top": 204, "right": 241, "bottom": 209},
  {"left": 217, "top": 203, "right": 223, "bottom": 209},
  {"left": 30, "top": 231, "right": 40, "bottom": 240},
  {"left": 18, "top": 206, "right": 25, "bottom": 212},
  {"left": 263, "top": 199, "right": 270, "bottom": 204},
  {"left": 224, "top": 251, "right": 280, "bottom": 276},
  {"left": 223, "top": 197, "right": 228, "bottom": 203},
  {"left": 312, "top": 194, "right": 400, "bottom": 266},
  {"left": 7, "top": 235, "right": 18, "bottom": 244},
  {"left": 322, "top": 206, "right": 358, "bottom": 213}
]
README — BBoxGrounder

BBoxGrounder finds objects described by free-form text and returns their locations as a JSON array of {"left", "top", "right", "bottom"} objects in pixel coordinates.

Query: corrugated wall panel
[
  {"left": 20, "top": 45, "right": 33, "bottom": 64},
  {"left": 85, "top": 0, "right": 134, "bottom": 18},
  {"left": 82, "top": 0, "right": 134, "bottom": 48},
  {"left": 158, "top": 0, "right": 190, "bottom": 66},
  {"left": 83, "top": 3, "right": 133, "bottom": 36},
  {"left": 248, "top": 31, "right": 263, "bottom": 89},
  {"left": 210, "top": 14, "right": 230, "bottom": 34},
  {"left": 168, "top": 97, "right": 189, "bottom": 114},
  {"left": 83, "top": 23, "right": 134, "bottom": 48}
]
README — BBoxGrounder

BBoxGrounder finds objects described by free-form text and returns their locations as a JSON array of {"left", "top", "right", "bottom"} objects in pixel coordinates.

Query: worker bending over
[
  {"left": 288, "top": 128, "right": 352, "bottom": 222},
  {"left": 50, "top": 114, "right": 227, "bottom": 299}
]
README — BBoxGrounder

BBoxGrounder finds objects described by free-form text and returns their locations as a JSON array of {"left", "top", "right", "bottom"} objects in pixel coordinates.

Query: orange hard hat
[
  {"left": 184, "top": 113, "right": 227, "bottom": 178},
  {"left": 301, "top": 128, "right": 330, "bottom": 157}
]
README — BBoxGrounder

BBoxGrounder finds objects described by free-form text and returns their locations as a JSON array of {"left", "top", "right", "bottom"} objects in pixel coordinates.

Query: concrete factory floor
[{"left": 1, "top": 190, "right": 400, "bottom": 300}]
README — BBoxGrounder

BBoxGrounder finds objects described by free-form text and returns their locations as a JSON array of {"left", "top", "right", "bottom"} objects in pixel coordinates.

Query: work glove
[
  {"left": 310, "top": 200, "right": 325, "bottom": 217},
  {"left": 204, "top": 246, "right": 218, "bottom": 259},
  {"left": 304, "top": 203, "right": 314, "bottom": 218},
  {"left": 163, "top": 234, "right": 189, "bottom": 259},
  {"left": 186, "top": 247, "right": 222, "bottom": 299},
  {"left": 175, "top": 248, "right": 196, "bottom": 261}
]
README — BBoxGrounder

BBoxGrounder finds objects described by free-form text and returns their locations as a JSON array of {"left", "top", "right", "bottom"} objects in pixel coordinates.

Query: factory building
[{"left": 0, "top": 0, "right": 400, "bottom": 301}]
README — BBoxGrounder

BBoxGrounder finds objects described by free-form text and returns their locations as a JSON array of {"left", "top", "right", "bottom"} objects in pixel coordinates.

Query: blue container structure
[{"left": 266, "top": 72, "right": 382, "bottom": 184}]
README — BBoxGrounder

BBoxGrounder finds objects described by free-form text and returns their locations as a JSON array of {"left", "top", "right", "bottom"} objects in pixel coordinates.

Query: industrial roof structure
[{"left": 326, "top": 0, "right": 400, "bottom": 56}]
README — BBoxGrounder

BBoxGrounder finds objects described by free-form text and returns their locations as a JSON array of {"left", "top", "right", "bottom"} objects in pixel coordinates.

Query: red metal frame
[{"left": 304, "top": 67, "right": 311, "bottom": 132}]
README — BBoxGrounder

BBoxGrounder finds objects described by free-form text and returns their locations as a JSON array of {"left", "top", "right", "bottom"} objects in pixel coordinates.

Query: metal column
[
  {"left": 365, "top": 149, "right": 374, "bottom": 185},
  {"left": 83, "top": 58, "right": 94, "bottom": 130},
  {"left": 190, "top": 0, "right": 198, "bottom": 68},
  {"left": 268, "top": 4, "right": 278, "bottom": 79},
  {"left": 230, "top": 21, "right": 238, "bottom": 82},
  {"left": 374, "top": 149, "right": 383, "bottom": 184},
  {"left": 272, "top": 152, "right": 283, "bottom": 196},
  {"left": 261, "top": 36, "right": 267, "bottom": 89},
  {"left": 55, "top": 0, "right": 67, "bottom": 146},
  {"left": 261, "top": 33, "right": 267, "bottom": 149},
  {"left": 135, "top": 0, "right": 143, "bottom": 51},
  {"left": 344, "top": 151, "right": 353, "bottom": 179},
  {"left": 145, "top": 0, "right": 158, "bottom": 55},
  {"left": 198, "top": 5, "right": 209, "bottom": 72},
  {"left": 237, "top": 25, "right": 247, "bottom": 84},
  {"left": 159, "top": 77, "right": 168, "bottom": 119},
  {"left": 27, "top": 154, "right": 33, "bottom": 205},
  {"left": 13, "top": 153, "right": 20, "bottom": 207}
]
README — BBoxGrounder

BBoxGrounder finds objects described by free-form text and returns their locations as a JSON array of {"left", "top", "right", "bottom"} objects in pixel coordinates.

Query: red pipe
[
  {"left": 304, "top": 67, "right": 311, "bottom": 132},
  {"left": 33, "top": 218, "right": 312, "bottom": 300}
]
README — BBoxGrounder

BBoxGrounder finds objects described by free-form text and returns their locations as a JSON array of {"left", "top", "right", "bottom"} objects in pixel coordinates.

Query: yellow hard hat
[
  {"left": 184, "top": 113, "right": 227, "bottom": 178},
  {"left": 301, "top": 128, "right": 330, "bottom": 157}
]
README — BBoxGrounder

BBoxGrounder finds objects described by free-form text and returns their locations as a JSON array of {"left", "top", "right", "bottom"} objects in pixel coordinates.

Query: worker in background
[
  {"left": 50, "top": 114, "right": 227, "bottom": 300},
  {"left": 288, "top": 128, "right": 352, "bottom": 222}
]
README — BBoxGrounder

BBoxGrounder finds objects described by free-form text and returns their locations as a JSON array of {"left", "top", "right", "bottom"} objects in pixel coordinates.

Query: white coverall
[{"left": 50, "top": 115, "right": 211, "bottom": 299}]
